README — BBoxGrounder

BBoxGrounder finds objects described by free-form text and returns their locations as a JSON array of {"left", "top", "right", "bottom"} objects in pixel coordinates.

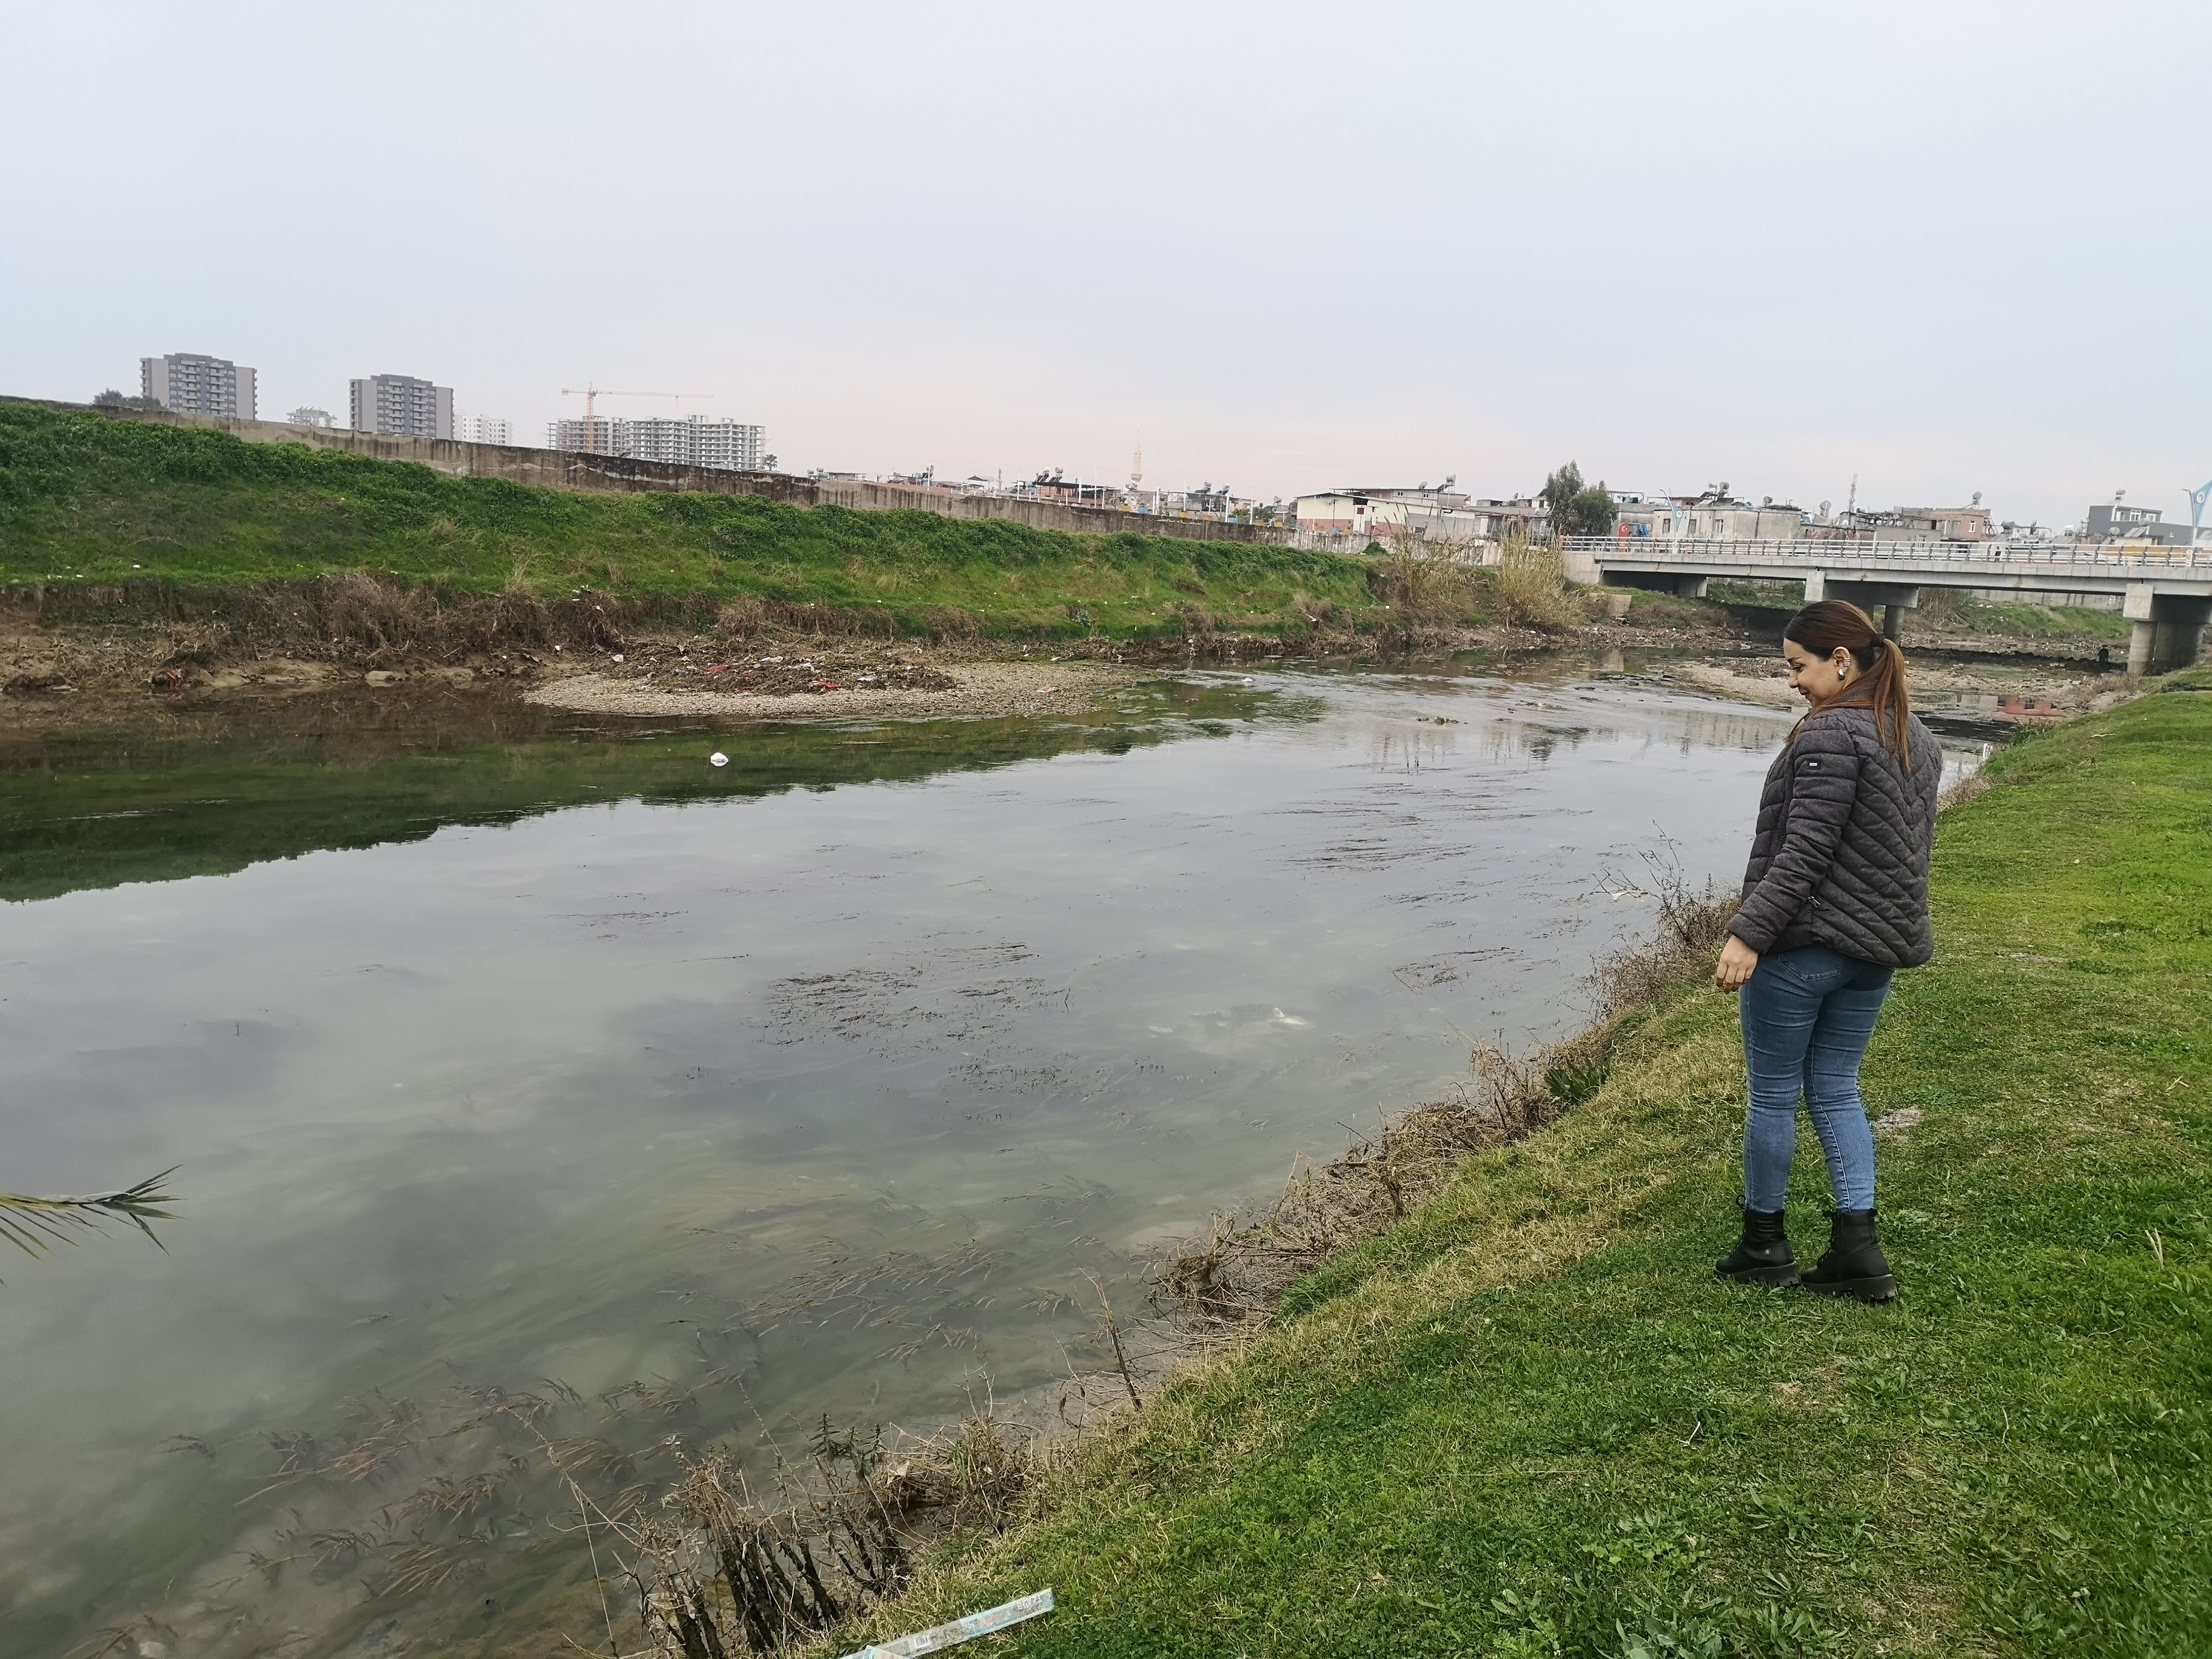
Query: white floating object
[
  {"left": 841, "top": 1588, "right": 1054, "bottom": 1659},
  {"left": 611, "top": 653, "right": 625, "bottom": 663},
  {"left": 709, "top": 752, "right": 729, "bottom": 768}
]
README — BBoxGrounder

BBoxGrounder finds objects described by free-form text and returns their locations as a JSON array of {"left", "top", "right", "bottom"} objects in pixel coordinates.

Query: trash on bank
[
  {"left": 839, "top": 1587, "right": 1055, "bottom": 1658},
  {"left": 709, "top": 752, "right": 729, "bottom": 768}
]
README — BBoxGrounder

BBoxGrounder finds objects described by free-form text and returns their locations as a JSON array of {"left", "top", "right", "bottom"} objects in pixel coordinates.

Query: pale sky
[{"left": 5, "top": 2, "right": 2208, "bottom": 528}]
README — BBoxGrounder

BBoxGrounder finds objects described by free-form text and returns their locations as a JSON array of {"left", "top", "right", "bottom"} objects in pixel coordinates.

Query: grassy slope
[
  {"left": 885, "top": 689, "right": 2212, "bottom": 1657},
  {"left": 0, "top": 403, "right": 1389, "bottom": 640}
]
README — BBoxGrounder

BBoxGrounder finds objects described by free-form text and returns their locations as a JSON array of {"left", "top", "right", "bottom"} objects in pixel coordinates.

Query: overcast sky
[{"left": 5, "top": 2, "right": 2208, "bottom": 526}]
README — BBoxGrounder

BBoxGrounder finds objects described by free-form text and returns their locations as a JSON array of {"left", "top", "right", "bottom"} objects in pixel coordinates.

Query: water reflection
[
  {"left": 0, "top": 660, "right": 1974, "bottom": 1657},
  {"left": 0, "top": 677, "right": 1288, "bottom": 902}
]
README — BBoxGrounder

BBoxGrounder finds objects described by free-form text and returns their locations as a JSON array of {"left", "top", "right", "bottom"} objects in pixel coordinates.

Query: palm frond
[{"left": 0, "top": 1168, "right": 180, "bottom": 1268}]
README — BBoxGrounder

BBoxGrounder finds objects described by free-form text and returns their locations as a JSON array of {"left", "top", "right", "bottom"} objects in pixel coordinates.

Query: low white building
[
  {"left": 1295, "top": 484, "right": 1543, "bottom": 542},
  {"left": 454, "top": 414, "right": 511, "bottom": 445},
  {"left": 1614, "top": 489, "right": 1807, "bottom": 542},
  {"left": 288, "top": 407, "right": 334, "bottom": 428}
]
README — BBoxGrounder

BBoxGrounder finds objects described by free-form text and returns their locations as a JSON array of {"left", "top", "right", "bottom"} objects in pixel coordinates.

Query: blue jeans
[{"left": 1739, "top": 945, "right": 1893, "bottom": 1213}]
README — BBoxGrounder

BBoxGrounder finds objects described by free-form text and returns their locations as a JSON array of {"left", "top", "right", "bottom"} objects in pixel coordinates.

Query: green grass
[
  {"left": 875, "top": 689, "right": 2212, "bottom": 1655},
  {"left": 0, "top": 403, "right": 1393, "bottom": 642}
]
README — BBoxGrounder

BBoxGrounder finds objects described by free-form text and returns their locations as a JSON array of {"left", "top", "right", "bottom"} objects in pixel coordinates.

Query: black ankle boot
[
  {"left": 1800, "top": 1208, "right": 1897, "bottom": 1303},
  {"left": 1716, "top": 1207, "right": 1798, "bottom": 1287}
]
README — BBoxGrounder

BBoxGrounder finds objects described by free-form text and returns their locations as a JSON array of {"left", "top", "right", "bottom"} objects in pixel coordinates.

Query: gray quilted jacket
[{"left": 1730, "top": 703, "right": 1944, "bottom": 967}]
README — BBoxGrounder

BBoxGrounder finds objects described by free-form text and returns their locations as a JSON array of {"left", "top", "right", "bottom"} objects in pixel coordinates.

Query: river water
[{"left": 0, "top": 657, "right": 1983, "bottom": 1657}]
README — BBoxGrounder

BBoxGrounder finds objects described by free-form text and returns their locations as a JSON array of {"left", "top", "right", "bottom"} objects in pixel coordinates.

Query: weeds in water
[
  {"left": 0, "top": 1168, "right": 177, "bottom": 1278},
  {"left": 620, "top": 1406, "right": 1042, "bottom": 1657}
]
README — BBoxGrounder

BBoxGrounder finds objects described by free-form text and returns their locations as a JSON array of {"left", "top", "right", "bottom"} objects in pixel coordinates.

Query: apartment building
[
  {"left": 1295, "top": 484, "right": 1536, "bottom": 540},
  {"left": 288, "top": 407, "right": 334, "bottom": 428},
  {"left": 2085, "top": 500, "right": 2193, "bottom": 548},
  {"left": 141, "top": 352, "right": 256, "bottom": 418},
  {"left": 1615, "top": 489, "right": 1807, "bottom": 541},
  {"left": 350, "top": 373, "right": 454, "bottom": 440},
  {"left": 547, "top": 415, "right": 765, "bottom": 471},
  {"left": 454, "top": 414, "right": 511, "bottom": 445}
]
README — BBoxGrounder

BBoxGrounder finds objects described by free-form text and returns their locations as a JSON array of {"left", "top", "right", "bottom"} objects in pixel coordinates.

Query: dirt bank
[{"left": 526, "top": 657, "right": 1139, "bottom": 720}]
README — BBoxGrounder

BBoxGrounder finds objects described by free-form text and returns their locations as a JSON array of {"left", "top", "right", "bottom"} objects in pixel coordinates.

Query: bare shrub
[
  {"left": 925, "top": 605, "right": 979, "bottom": 645},
  {"left": 1367, "top": 531, "right": 1476, "bottom": 626},
  {"left": 1587, "top": 857, "right": 1740, "bottom": 1023},
  {"left": 715, "top": 596, "right": 771, "bottom": 638},
  {"left": 1918, "top": 586, "right": 1965, "bottom": 623},
  {"left": 839, "top": 605, "right": 899, "bottom": 640},
  {"left": 1939, "top": 771, "right": 1992, "bottom": 812},
  {"left": 1491, "top": 526, "right": 1578, "bottom": 632}
]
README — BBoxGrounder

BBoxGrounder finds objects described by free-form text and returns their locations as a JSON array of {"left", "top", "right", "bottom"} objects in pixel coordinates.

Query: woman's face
[{"left": 1785, "top": 637, "right": 1857, "bottom": 706}]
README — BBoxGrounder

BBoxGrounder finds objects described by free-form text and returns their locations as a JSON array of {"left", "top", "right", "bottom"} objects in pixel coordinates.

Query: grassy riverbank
[
  {"left": 877, "top": 686, "right": 2212, "bottom": 1656},
  {"left": 0, "top": 402, "right": 1399, "bottom": 643}
]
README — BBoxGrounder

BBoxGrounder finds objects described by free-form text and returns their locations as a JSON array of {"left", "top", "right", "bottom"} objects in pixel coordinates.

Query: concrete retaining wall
[{"left": 15, "top": 398, "right": 1285, "bottom": 548}]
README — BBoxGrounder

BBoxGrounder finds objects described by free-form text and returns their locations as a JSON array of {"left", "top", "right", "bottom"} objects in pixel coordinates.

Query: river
[{"left": 0, "top": 655, "right": 1987, "bottom": 1657}]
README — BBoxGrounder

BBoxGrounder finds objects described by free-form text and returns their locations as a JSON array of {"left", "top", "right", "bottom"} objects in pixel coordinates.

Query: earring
[{"left": 1837, "top": 667, "right": 1846, "bottom": 680}]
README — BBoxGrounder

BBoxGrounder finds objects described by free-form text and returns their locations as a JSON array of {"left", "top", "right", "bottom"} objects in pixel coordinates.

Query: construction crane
[{"left": 558, "top": 384, "right": 711, "bottom": 455}]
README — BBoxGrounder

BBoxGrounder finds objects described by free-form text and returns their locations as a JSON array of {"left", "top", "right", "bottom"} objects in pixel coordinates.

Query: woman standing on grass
[{"left": 1712, "top": 599, "right": 1943, "bottom": 1304}]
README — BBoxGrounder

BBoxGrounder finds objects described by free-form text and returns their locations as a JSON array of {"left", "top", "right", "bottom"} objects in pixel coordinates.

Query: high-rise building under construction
[{"left": 546, "top": 414, "right": 763, "bottom": 472}]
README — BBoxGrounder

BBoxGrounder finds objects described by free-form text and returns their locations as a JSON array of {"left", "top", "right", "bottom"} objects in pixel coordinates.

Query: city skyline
[
  {"left": 85, "top": 357, "right": 2165, "bottom": 531},
  {"left": 10, "top": 4, "right": 2210, "bottom": 527}
]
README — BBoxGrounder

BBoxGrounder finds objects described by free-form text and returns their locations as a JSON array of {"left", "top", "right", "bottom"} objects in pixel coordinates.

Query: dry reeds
[
  {"left": 1368, "top": 531, "right": 1478, "bottom": 629},
  {"left": 36, "top": 575, "right": 646, "bottom": 665},
  {"left": 1490, "top": 526, "right": 1579, "bottom": 632},
  {"left": 618, "top": 1408, "right": 1039, "bottom": 1658},
  {"left": 27, "top": 573, "right": 939, "bottom": 671},
  {"left": 1586, "top": 859, "right": 1740, "bottom": 1024}
]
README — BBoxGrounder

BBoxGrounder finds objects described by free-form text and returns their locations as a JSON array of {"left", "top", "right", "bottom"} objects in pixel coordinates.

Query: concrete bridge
[{"left": 1565, "top": 536, "right": 2211, "bottom": 674}]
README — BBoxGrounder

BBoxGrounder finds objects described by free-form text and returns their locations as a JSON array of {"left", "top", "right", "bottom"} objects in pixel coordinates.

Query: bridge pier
[
  {"left": 1600, "top": 571, "right": 1709, "bottom": 599},
  {"left": 1577, "top": 545, "right": 2210, "bottom": 663},
  {"left": 1805, "top": 572, "right": 1921, "bottom": 640},
  {"left": 2124, "top": 586, "right": 2211, "bottom": 675}
]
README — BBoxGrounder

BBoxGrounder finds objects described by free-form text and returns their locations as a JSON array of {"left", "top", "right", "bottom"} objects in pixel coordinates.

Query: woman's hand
[{"left": 1714, "top": 936, "right": 1760, "bottom": 992}]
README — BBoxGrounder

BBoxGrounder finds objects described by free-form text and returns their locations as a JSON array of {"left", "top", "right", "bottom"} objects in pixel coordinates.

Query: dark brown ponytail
[{"left": 1784, "top": 599, "right": 1915, "bottom": 769}]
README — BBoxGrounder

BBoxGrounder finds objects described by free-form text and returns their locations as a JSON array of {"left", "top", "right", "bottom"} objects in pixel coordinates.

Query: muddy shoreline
[{"left": 0, "top": 593, "right": 2134, "bottom": 738}]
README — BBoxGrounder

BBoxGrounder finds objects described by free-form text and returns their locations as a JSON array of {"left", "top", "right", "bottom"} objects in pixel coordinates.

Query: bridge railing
[{"left": 1564, "top": 535, "right": 2204, "bottom": 572}]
